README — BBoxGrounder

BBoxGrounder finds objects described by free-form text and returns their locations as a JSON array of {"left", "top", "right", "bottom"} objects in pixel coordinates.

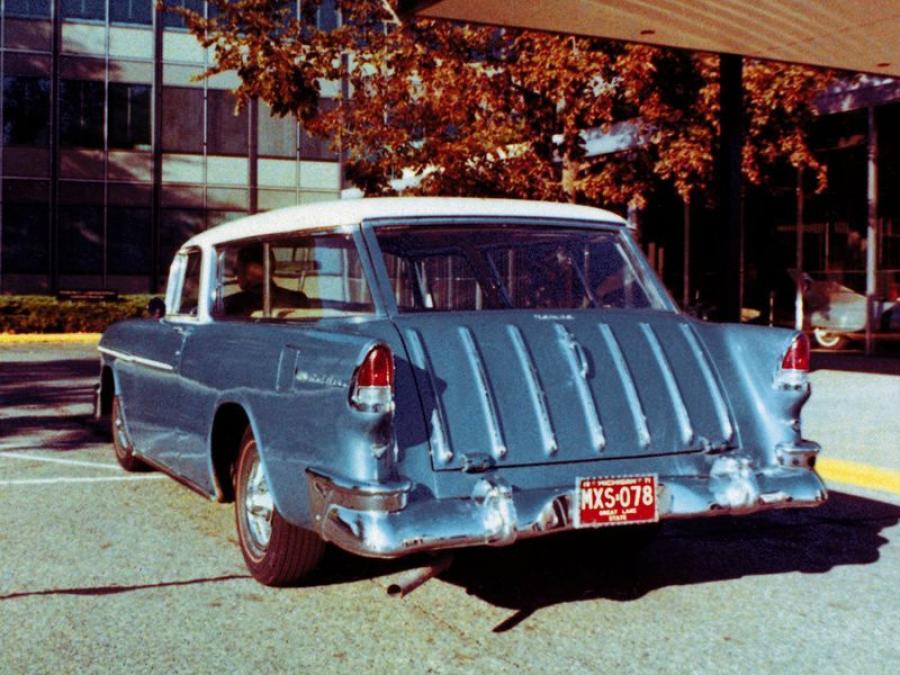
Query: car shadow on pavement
[
  {"left": 294, "top": 490, "right": 899, "bottom": 633},
  {"left": 0, "top": 574, "right": 251, "bottom": 602},
  {"left": 0, "top": 414, "right": 107, "bottom": 446},
  {"left": 429, "top": 491, "right": 898, "bottom": 632},
  {"left": 0, "top": 358, "right": 99, "bottom": 387},
  {"left": 0, "top": 359, "right": 106, "bottom": 446}
]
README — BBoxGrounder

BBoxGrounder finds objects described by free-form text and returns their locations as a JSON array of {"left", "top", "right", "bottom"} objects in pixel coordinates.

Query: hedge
[{"left": 0, "top": 295, "right": 155, "bottom": 334}]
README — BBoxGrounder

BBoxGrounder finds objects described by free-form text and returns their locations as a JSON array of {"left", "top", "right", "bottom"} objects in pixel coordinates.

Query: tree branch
[{"left": 380, "top": 0, "right": 402, "bottom": 26}]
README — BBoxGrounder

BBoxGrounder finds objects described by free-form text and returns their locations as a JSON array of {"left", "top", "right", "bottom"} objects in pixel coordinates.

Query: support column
[
  {"left": 795, "top": 166, "right": 805, "bottom": 331},
  {"left": 249, "top": 99, "right": 258, "bottom": 214},
  {"left": 682, "top": 194, "right": 691, "bottom": 308},
  {"left": 865, "top": 106, "right": 879, "bottom": 355},
  {"left": 714, "top": 54, "right": 744, "bottom": 323},
  {"left": 49, "top": 0, "right": 62, "bottom": 293},
  {"left": 151, "top": 4, "right": 164, "bottom": 294}
]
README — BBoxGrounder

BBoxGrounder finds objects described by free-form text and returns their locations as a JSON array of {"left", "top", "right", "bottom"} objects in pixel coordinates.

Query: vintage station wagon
[{"left": 97, "top": 197, "right": 826, "bottom": 586}]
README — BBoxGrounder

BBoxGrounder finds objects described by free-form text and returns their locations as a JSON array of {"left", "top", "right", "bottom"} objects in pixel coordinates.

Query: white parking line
[
  {"left": 0, "top": 475, "right": 165, "bottom": 486},
  {"left": 0, "top": 451, "right": 121, "bottom": 470}
]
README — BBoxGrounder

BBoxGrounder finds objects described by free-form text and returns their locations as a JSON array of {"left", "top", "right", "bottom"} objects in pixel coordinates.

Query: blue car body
[{"left": 97, "top": 197, "right": 826, "bottom": 573}]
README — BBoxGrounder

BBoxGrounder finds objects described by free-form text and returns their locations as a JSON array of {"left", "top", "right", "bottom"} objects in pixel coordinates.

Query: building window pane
[
  {"left": 4, "top": 0, "right": 51, "bottom": 17},
  {"left": 59, "top": 206, "right": 103, "bottom": 275},
  {"left": 108, "top": 207, "right": 151, "bottom": 275},
  {"left": 209, "top": 1, "right": 296, "bottom": 21},
  {"left": 60, "top": 0, "right": 105, "bottom": 21},
  {"left": 300, "top": 0, "right": 336, "bottom": 38},
  {"left": 208, "top": 89, "right": 248, "bottom": 156},
  {"left": 258, "top": 100, "right": 296, "bottom": 158},
  {"left": 162, "top": 0, "right": 202, "bottom": 28},
  {"left": 109, "top": 83, "right": 152, "bottom": 149},
  {"left": 318, "top": 0, "right": 338, "bottom": 31},
  {"left": 1, "top": 203, "right": 49, "bottom": 274},
  {"left": 207, "top": 210, "right": 244, "bottom": 229},
  {"left": 110, "top": 0, "right": 153, "bottom": 25},
  {"left": 300, "top": 99, "right": 337, "bottom": 160},
  {"left": 59, "top": 80, "right": 104, "bottom": 148},
  {"left": 162, "top": 87, "right": 204, "bottom": 153},
  {"left": 3, "top": 77, "right": 51, "bottom": 146}
]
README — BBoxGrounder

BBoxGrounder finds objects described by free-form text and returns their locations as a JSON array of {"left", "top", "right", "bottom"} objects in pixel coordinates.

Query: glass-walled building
[{"left": 0, "top": 0, "right": 342, "bottom": 294}]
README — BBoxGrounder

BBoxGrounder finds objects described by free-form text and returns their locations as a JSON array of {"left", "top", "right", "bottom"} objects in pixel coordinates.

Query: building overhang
[{"left": 400, "top": 0, "right": 900, "bottom": 78}]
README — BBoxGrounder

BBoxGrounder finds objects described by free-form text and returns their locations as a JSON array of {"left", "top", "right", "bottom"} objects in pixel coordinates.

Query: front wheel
[
  {"left": 234, "top": 428, "right": 325, "bottom": 586},
  {"left": 813, "top": 327, "right": 849, "bottom": 350}
]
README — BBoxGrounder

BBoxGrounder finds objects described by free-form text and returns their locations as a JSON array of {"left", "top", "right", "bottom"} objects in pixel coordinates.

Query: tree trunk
[{"left": 562, "top": 154, "right": 577, "bottom": 203}]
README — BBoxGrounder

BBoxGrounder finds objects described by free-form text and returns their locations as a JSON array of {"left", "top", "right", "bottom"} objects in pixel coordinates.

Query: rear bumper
[{"left": 305, "top": 456, "right": 828, "bottom": 559}]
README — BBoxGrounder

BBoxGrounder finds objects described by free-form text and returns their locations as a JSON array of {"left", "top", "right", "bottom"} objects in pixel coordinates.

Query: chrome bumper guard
[
  {"left": 305, "top": 461, "right": 827, "bottom": 559},
  {"left": 776, "top": 440, "right": 821, "bottom": 469}
]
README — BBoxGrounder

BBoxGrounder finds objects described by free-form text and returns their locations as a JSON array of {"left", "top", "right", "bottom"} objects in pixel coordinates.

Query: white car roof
[{"left": 182, "top": 197, "right": 627, "bottom": 250}]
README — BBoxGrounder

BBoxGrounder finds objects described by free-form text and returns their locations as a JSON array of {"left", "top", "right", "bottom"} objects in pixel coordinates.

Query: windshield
[{"left": 375, "top": 223, "right": 669, "bottom": 313}]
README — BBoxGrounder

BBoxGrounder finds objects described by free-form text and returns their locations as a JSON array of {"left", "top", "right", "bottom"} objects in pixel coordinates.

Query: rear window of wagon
[{"left": 374, "top": 223, "right": 666, "bottom": 313}]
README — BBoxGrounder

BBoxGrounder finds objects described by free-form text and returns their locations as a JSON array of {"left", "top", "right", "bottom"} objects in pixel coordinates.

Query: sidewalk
[{"left": 0, "top": 333, "right": 101, "bottom": 345}]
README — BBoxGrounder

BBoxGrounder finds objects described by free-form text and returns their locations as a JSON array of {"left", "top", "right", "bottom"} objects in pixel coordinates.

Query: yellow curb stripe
[
  {"left": 0, "top": 333, "right": 101, "bottom": 345},
  {"left": 817, "top": 458, "right": 900, "bottom": 495}
]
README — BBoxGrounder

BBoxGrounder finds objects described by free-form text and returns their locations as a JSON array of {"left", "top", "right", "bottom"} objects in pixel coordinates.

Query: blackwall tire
[
  {"left": 111, "top": 396, "right": 148, "bottom": 472},
  {"left": 234, "top": 427, "right": 325, "bottom": 586}
]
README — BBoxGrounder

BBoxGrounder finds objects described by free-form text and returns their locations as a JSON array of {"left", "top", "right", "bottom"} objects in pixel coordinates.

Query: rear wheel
[
  {"left": 234, "top": 428, "right": 325, "bottom": 586},
  {"left": 111, "top": 396, "right": 147, "bottom": 472},
  {"left": 812, "top": 328, "right": 848, "bottom": 350}
]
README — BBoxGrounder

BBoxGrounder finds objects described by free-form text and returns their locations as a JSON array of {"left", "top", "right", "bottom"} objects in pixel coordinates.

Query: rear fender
[
  {"left": 690, "top": 321, "right": 811, "bottom": 466},
  {"left": 249, "top": 329, "right": 402, "bottom": 527}
]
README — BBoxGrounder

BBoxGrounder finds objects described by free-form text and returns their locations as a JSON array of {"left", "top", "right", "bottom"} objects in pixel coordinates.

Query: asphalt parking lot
[{"left": 1, "top": 341, "right": 898, "bottom": 673}]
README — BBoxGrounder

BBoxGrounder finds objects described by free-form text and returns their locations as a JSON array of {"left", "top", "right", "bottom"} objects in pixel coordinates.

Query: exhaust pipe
[{"left": 386, "top": 555, "right": 453, "bottom": 598}]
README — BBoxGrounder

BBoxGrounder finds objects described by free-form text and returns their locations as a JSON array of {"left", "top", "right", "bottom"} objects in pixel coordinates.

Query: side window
[
  {"left": 214, "top": 233, "right": 374, "bottom": 320},
  {"left": 174, "top": 249, "right": 203, "bottom": 316}
]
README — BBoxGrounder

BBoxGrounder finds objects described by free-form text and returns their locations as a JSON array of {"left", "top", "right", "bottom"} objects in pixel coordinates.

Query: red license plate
[{"left": 576, "top": 475, "right": 658, "bottom": 527}]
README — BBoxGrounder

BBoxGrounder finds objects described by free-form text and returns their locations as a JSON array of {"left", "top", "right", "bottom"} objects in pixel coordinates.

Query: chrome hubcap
[
  {"left": 814, "top": 328, "right": 840, "bottom": 348},
  {"left": 243, "top": 452, "right": 274, "bottom": 553}
]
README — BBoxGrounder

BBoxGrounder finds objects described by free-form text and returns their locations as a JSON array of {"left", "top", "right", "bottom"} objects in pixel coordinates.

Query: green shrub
[{"left": 0, "top": 295, "right": 156, "bottom": 334}]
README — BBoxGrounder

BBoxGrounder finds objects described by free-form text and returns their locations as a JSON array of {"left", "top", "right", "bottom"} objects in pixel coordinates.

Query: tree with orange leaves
[{"left": 166, "top": 0, "right": 832, "bottom": 213}]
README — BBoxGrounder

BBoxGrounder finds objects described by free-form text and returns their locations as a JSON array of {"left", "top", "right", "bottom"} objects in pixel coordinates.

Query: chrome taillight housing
[
  {"left": 350, "top": 345, "right": 395, "bottom": 412},
  {"left": 775, "top": 333, "right": 810, "bottom": 390}
]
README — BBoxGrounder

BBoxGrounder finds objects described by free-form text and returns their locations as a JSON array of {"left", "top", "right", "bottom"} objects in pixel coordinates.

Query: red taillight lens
[
  {"left": 357, "top": 345, "right": 394, "bottom": 388},
  {"left": 781, "top": 333, "right": 810, "bottom": 372},
  {"left": 351, "top": 345, "right": 394, "bottom": 411}
]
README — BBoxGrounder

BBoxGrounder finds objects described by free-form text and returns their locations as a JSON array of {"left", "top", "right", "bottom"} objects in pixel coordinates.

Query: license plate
[{"left": 575, "top": 475, "right": 658, "bottom": 527}]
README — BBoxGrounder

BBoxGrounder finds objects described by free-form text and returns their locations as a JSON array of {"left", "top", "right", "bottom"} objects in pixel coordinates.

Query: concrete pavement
[{"left": 1, "top": 340, "right": 898, "bottom": 673}]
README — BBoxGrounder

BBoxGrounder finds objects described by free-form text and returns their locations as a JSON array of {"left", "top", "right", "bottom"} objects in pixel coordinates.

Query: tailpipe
[{"left": 386, "top": 555, "right": 453, "bottom": 598}]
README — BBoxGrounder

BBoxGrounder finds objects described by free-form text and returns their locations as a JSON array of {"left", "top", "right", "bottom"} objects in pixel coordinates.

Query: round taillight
[{"left": 781, "top": 333, "right": 810, "bottom": 372}]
